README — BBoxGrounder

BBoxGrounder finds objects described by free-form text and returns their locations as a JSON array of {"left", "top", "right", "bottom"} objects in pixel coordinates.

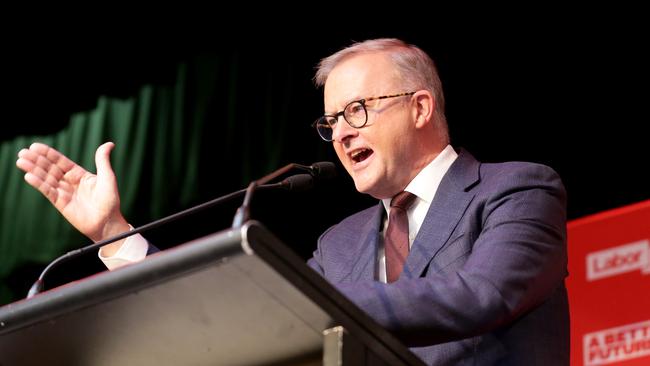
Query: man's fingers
[
  {"left": 23, "top": 171, "right": 43, "bottom": 188},
  {"left": 16, "top": 149, "right": 40, "bottom": 170},
  {"left": 18, "top": 145, "right": 68, "bottom": 177},
  {"left": 33, "top": 154, "right": 65, "bottom": 180},
  {"left": 17, "top": 148, "right": 31, "bottom": 160},
  {"left": 16, "top": 151, "right": 60, "bottom": 183},
  {"left": 16, "top": 155, "right": 36, "bottom": 173},
  {"left": 18, "top": 149, "right": 62, "bottom": 179},
  {"left": 24, "top": 172, "right": 59, "bottom": 204},
  {"left": 18, "top": 143, "right": 87, "bottom": 183},
  {"left": 22, "top": 163, "right": 64, "bottom": 192},
  {"left": 28, "top": 142, "right": 76, "bottom": 173}
]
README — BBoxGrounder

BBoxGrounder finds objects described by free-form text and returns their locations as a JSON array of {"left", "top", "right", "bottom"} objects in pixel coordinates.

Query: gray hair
[{"left": 314, "top": 38, "right": 449, "bottom": 143}]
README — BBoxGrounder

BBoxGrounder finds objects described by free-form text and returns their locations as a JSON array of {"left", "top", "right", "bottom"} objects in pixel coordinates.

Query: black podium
[{"left": 0, "top": 222, "right": 424, "bottom": 365}]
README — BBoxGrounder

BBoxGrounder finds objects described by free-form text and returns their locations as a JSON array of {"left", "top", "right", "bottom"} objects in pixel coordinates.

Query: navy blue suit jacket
[{"left": 308, "top": 149, "right": 569, "bottom": 365}]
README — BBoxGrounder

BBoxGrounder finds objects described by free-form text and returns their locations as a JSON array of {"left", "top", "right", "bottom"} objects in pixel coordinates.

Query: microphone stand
[
  {"left": 231, "top": 162, "right": 335, "bottom": 228},
  {"left": 27, "top": 182, "right": 286, "bottom": 299},
  {"left": 27, "top": 161, "right": 335, "bottom": 299}
]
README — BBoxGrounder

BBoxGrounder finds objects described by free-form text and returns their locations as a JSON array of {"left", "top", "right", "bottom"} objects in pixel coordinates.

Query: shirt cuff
[{"left": 98, "top": 229, "right": 149, "bottom": 271}]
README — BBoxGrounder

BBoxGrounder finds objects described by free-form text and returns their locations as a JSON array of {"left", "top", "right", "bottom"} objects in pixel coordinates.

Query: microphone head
[
  {"left": 310, "top": 161, "right": 337, "bottom": 181},
  {"left": 282, "top": 174, "right": 314, "bottom": 192}
]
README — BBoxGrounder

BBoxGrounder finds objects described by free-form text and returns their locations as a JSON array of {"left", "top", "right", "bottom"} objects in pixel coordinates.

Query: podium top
[{"left": 0, "top": 221, "right": 424, "bottom": 366}]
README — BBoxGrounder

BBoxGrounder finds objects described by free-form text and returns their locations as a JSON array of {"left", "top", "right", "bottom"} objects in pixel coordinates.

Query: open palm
[{"left": 16, "top": 142, "right": 128, "bottom": 242}]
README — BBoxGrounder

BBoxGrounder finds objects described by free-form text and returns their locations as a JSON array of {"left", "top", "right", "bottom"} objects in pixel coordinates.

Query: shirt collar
[{"left": 381, "top": 144, "right": 458, "bottom": 212}]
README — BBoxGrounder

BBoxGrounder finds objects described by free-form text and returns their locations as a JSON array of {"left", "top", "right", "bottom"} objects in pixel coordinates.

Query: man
[
  {"left": 306, "top": 38, "right": 569, "bottom": 365},
  {"left": 16, "top": 38, "right": 569, "bottom": 365}
]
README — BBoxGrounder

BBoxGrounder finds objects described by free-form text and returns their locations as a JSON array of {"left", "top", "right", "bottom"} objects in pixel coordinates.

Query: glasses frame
[{"left": 312, "top": 91, "right": 416, "bottom": 141}]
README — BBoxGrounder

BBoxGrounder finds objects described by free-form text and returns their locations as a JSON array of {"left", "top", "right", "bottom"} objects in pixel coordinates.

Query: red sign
[{"left": 567, "top": 199, "right": 650, "bottom": 365}]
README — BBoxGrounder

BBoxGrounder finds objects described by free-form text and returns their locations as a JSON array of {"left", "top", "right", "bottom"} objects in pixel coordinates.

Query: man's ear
[{"left": 413, "top": 90, "right": 435, "bottom": 129}]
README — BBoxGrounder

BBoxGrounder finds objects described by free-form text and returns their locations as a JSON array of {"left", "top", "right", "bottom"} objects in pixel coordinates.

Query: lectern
[{"left": 0, "top": 221, "right": 424, "bottom": 365}]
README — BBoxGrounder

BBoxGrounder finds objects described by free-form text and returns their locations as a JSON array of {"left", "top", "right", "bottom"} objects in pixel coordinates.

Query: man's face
[{"left": 324, "top": 53, "right": 419, "bottom": 199}]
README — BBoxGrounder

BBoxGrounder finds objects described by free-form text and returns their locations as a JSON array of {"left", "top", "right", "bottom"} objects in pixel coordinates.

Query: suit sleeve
[
  {"left": 307, "top": 226, "right": 335, "bottom": 276},
  {"left": 331, "top": 164, "right": 567, "bottom": 345}
]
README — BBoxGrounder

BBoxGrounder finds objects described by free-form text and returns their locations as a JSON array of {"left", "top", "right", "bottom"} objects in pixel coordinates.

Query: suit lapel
[
  {"left": 402, "top": 150, "right": 480, "bottom": 279},
  {"left": 347, "top": 202, "right": 384, "bottom": 281}
]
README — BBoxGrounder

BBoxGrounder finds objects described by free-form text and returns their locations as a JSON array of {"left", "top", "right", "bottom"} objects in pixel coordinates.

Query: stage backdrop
[{"left": 567, "top": 199, "right": 650, "bottom": 366}]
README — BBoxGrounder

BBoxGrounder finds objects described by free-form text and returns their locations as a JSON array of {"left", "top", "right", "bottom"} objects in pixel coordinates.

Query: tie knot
[{"left": 390, "top": 191, "right": 416, "bottom": 211}]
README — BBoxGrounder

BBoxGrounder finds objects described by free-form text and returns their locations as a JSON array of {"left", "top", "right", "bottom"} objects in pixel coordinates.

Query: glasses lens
[
  {"left": 344, "top": 101, "right": 367, "bottom": 128},
  {"left": 315, "top": 117, "right": 334, "bottom": 141}
]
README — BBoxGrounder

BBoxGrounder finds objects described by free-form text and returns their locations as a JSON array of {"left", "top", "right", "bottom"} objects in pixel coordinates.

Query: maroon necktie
[{"left": 385, "top": 191, "right": 417, "bottom": 283}]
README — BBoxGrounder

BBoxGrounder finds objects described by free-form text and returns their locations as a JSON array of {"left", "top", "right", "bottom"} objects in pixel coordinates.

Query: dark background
[
  {"left": 2, "top": 21, "right": 648, "bottom": 297},
  {"left": 5, "top": 26, "right": 648, "bottom": 216}
]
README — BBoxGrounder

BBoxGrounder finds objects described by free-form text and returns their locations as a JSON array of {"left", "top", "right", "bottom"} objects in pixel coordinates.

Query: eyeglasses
[{"left": 312, "top": 92, "right": 416, "bottom": 141}]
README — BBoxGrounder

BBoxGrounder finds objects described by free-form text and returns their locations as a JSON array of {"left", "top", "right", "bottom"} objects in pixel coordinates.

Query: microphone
[
  {"left": 232, "top": 162, "right": 336, "bottom": 228},
  {"left": 278, "top": 173, "right": 315, "bottom": 192},
  {"left": 26, "top": 173, "right": 315, "bottom": 299},
  {"left": 257, "top": 161, "right": 337, "bottom": 185},
  {"left": 231, "top": 173, "right": 314, "bottom": 228},
  {"left": 304, "top": 161, "right": 337, "bottom": 182}
]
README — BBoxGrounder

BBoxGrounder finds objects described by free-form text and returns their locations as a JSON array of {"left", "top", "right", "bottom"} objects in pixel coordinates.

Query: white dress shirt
[
  {"left": 98, "top": 227, "right": 149, "bottom": 270},
  {"left": 377, "top": 144, "right": 458, "bottom": 282}
]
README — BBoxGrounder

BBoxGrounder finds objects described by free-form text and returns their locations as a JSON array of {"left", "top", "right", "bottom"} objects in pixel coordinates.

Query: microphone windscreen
[
  {"left": 311, "top": 162, "right": 337, "bottom": 180},
  {"left": 282, "top": 174, "right": 314, "bottom": 192}
]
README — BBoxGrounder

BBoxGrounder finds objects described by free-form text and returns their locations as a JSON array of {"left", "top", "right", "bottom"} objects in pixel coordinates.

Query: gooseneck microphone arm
[
  {"left": 231, "top": 174, "right": 315, "bottom": 228},
  {"left": 231, "top": 163, "right": 317, "bottom": 228},
  {"left": 27, "top": 162, "right": 336, "bottom": 299},
  {"left": 256, "top": 161, "right": 337, "bottom": 185},
  {"left": 26, "top": 181, "right": 289, "bottom": 299},
  {"left": 231, "top": 161, "right": 336, "bottom": 228},
  {"left": 231, "top": 181, "right": 258, "bottom": 229}
]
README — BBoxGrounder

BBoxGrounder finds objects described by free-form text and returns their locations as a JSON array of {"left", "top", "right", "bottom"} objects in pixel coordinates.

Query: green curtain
[
  {"left": 0, "top": 52, "right": 322, "bottom": 305},
  {"left": 0, "top": 62, "right": 207, "bottom": 303}
]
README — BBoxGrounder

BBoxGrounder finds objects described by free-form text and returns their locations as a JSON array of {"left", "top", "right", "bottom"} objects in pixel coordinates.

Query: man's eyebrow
[{"left": 325, "top": 95, "right": 364, "bottom": 115}]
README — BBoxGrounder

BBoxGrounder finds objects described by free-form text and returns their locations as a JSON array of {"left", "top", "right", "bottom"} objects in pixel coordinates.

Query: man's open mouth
[{"left": 350, "top": 148, "right": 373, "bottom": 164}]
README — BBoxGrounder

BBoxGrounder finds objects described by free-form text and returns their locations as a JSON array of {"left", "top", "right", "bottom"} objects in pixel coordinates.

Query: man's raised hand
[{"left": 16, "top": 142, "right": 129, "bottom": 242}]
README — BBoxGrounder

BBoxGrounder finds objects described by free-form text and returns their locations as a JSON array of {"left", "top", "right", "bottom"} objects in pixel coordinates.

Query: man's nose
[{"left": 331, "top": 117, "right": 358, "bottom": 143}]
